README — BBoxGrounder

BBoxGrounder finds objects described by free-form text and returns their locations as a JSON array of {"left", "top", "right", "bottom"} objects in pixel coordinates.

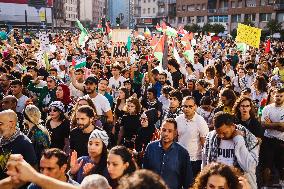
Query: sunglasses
[{"left": 49, "top": 108, "right": 58, "bottom": 113}]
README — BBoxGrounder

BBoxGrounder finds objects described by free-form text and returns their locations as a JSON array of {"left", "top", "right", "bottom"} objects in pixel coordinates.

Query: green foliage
[
  {"left": 184, "top": 24, "right": 201, "bottom": 33},
  {"left": 202, "top": 23, "right": 212, "bottom": 33},
  {"left": 242, "top": 18, "right": 255, "bottom": 27},
  {"left": 211, "top": 23, "right": 225, "bottom": 34},
  {"left": 265, "top": 19, "right": 282, "bottom": 35}
]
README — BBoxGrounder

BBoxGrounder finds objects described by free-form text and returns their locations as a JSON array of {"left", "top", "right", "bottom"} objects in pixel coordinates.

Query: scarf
[
  {"left": 0, "top": 128, "right": 21, "bottom": 147},
  {"left": 206, "top": 124, "right": 259, "bottom": 168}
]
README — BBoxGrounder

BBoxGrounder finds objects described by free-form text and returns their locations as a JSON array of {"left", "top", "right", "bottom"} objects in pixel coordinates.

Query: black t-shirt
[
  {"left": 0, "top": 134, "right": 37, "bottom": 180},
  {"left": 235, "top": 117, "right": 264, "bottom": 138},
  {"left": 46, "top": 119, "right": 70, "bottom": 150},
  {"left": 121, "top": 114, "right": 141, "bottom": 140},
  {"left": 70, "top": 128, "right": 92, "bottom": 157},
  {"left": 171, "top": 70, "right": 182, "bottom": 89},
  {"left": 192, "top": 90, "right": 211, "bottom": 106}
]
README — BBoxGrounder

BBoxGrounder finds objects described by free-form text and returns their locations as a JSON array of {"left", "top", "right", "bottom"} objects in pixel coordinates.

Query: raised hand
[
  {"left": 70, "top": 151, "right": 83, "bottom": 175},
  {"left": 82, "top": 163, "right": 94, "bottom": 176}
]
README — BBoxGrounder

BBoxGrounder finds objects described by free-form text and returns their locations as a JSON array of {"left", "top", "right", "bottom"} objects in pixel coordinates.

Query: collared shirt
[
  {"left": 143, "top": 140, "right": 193, "bottom": 189},
  {"left": 175, "top": 113, "right": 209, "bottom": 161}
]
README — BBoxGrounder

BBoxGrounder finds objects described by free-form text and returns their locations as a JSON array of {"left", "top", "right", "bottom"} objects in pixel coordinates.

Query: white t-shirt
[
  {"left": 87, "top": 94, "right": 111, "bottom": 116},
  {"left": 192, "top": 63, "right": 204, "bottom": 79},
  {"left": 16, "top": 95, "right": 29, "bottom": 113},
  {"left": 261, "top": 103, "right": 284, "bottom": 141},
  {"left": 216, "top": 139, "right": 235, "bottom": 166},
  {"left": 50, "top": 59, "right": 65, "bottom": 72},
  {"left": 108, "top": 76, "right": 126, "bottom": 101},
  {"left": 176, "top": 113, "right": 209, "bottom": 161}
]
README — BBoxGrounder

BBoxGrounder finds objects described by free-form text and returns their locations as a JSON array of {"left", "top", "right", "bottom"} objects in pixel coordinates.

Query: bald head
[
  {"left": 0, "top": 109, "right": 18, "bottom": 138},
  {"left": 1, "top": 95, "right": 17, "bottom": 111}
]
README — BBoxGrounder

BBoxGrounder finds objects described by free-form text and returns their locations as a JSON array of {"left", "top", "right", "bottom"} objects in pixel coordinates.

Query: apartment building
[
  {"left": 79, "top": 0, "right": 105, "bottom": 25},
  {"left": 176, "top": 0, "right": 284, "bottom": 32}
]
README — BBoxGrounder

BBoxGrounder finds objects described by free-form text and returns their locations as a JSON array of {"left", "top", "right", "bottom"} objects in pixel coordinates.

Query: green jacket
[{"left": 27, "top": 82, "right": 57, "bottom": 110}]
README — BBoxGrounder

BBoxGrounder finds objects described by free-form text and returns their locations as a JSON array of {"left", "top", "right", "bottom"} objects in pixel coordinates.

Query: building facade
[
  {"left": 108, "top": 0, "right": 130, "bottom": 28},
  {"left": 79, "top": 0, "right": 105, "bottom": 26},
  {"left": 176, "top": 0, "right": 284, "bottom": 32}
]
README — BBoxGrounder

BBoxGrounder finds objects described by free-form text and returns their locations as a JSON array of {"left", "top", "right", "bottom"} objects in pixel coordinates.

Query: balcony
[
  {"left": 208, "top": 9, "right": 217, "bottom": 13},
  {"left": 274, "top": 3, "right": 284, "bottom": 10},
  {"left": 218, "top": 8, "right": 228, "bottom": 13}
]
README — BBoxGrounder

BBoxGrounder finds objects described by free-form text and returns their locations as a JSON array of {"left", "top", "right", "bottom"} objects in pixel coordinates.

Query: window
[
  {"left": 245, "top": 14, "right": 256, "bottom": 21},
  {"left": 197, "top": 16, "right": 204, "bottom": 23},
  {"left": 144, "top": 0, "right": 146, "bottom": 3},
  {"left": 231, "top": 14, "right": 241, "bottom": 22},
  {"left": 153, "top": 8, "right": 155, "bottom": 13},
  {"left": 238, "top": 0, "right": 242, "bottom": 7},
  {"left": 277, "top": 13, "right": 284, "bottom": 22},
  {"left": 178, "top": 17, "right": 182, "bottom": 23},
  {"left": 187, "top": 5, "right": 195, "bottom": 11},
  {"left": 148, "top": 8, "right": 150, "bottom": 13},
  {"left": 182, "top": 5, "right": 186, "bottom": 11},
  {"left": 187, "top": 16, "right": 193, "bottom": 23},
  {"left": 202, "top": 4, "right": 206, "bottom": 10},
  {"left": 260, "top": 13, "right": 272, "bottom": 22},
  {"left": 208, "top": 15, "right": 228, "bottom": 22},
  {"left": 260, "top": 0, "right": 266, "bottom": 5},
  {"left": 143, "top": 8, "right": 146, "bottom": 14},
  {"left": 148, "top": 0, "right": 151, "bottom": 2},
  {"left": 196, "top": 4, "right": 201, "bottom": 10},
  {"left": 231, "top": 1, "right": 236, "bottom": 8}
]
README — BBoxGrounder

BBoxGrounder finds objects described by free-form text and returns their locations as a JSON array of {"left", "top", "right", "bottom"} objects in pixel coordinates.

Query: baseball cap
[{"left": 84, "top": 76, "right": 98, "bottom": 85}]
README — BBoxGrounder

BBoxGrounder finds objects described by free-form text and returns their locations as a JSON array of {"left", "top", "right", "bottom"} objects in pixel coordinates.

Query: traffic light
[{"left": 116, "top": 17, "right": 120, "bottom": 25}]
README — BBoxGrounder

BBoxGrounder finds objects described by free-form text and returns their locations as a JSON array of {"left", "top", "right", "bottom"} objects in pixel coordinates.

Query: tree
[
  {"left": 202, "top": 23, "right": 212, "bottom": 33},
  {"left": 184, "top": 24, "right": 201, "bottom": 33},
  {"left": 265, "top": 19, "right": 282, "bottom": 35},
  {"left": 211, "top": 23, "right": 225, "bottom": 34},
  {"left": 242, "top": 18, "right": 255, "bottom": 27}
]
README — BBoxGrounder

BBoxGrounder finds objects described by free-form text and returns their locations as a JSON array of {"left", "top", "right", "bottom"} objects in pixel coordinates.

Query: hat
[
  {"left": 84, "top": 76, "right": 98, "bottom": 85},
  {"left": 24, "top": 105, "right": 42, "bottom": 125},
  {"left": 49, "top": 101, "right": 65, "bottom": 113},
  {"left": 89, "top": 129, "right": 109, "bottom": 147}
]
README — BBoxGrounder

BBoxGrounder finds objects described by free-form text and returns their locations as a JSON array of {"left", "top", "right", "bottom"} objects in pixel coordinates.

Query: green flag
[
  {"left": 76, "top": 20, "right": 88, "bottom": 46},
  {"left": 126, "top": 36, "right": 131, "bottom": 52}
]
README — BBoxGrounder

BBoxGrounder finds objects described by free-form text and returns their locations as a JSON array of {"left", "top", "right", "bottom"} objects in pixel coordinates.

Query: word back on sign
[{"left": 113, "top": 45, "right": 128, "bottom": 58}]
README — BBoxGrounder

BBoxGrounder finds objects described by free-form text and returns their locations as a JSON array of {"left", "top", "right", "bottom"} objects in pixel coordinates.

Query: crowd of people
[{"left": 0, "top": 26, "right": 283, "bottom": 189}]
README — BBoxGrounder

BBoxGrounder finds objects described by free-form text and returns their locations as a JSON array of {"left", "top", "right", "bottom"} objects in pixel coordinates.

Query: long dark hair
[
  {"left": 91, "top": 142, "right": 108, "bottom": 175},
  {"left": 115, "top": 87, "right": 130, "bottom": 112},
  {"left": 232, "top": 96, "right": 256, "bottom": 119},
  {"left": 109, "top": 146, "right": 137, "bottom": 176}
]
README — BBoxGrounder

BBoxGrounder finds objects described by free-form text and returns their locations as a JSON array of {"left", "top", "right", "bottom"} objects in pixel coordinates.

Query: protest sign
[
  {"left": 236, "top": 23, "right": 261, "bottom": 48},
  {"left": 112, "top": 29, "right": 132, "bottom": 43},
  {"left": 111, "top": 29, "right": 132, "bottom": 61},
  {"left": 39, "top": 32, "right": 50, "bottom": 52}
]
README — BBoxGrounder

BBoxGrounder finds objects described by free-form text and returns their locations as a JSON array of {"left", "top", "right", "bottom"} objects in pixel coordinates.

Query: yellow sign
[
  {"left": 236, "top": 23, "right": 261, "bottom": 48},
  {"left": 39, "top": 10, "right": 46, "bottom": 22}
]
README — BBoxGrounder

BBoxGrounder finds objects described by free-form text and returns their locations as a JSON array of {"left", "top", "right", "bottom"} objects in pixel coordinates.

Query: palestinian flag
[
  {"left": 73, "top": 57, "right": 87, "bottom": 69},
  {"left": 126, "top": 35, "right": 131, "bottom": 52},
  {"left": 156, "top": 23, "right": 162, "bottom": 32},
  {"left": 166, "top": 27, "right": 177, "bottom": 37},
  {"left": 181, "top": 32, "right": 193, "bottom": 46},
  {"left": 183, "top": 42, "right": 194, "bottom": 63},
  {"left": 153, "top": 35, "right": 165, "bottom": 64},
  {"left": 76, "top": 20, "right": 88, "bottom": 46}
]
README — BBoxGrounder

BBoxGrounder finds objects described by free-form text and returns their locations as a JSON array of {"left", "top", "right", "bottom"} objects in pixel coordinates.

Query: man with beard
[
  {"left": 261, "top": 87, "right": 284, "bottom": 187},
  {"left": 70, "top": 105, "right": 97, "bottom": 157},
  {"left": 71, "top": 74, "right": 113, "bottom": 124},
  {"left": 163, "top": 90, "right": 183, "bottom": 120},
  {"left": 143, "top": 118, "right": 193, "bottom": 189}
]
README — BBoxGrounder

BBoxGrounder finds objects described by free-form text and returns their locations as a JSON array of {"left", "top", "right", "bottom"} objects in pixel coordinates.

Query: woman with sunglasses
[{"left": 45, "top": 101, "right": 70, "bottom": 153}]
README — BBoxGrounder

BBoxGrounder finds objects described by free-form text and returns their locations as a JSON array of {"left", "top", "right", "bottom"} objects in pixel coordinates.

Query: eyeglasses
[
  {"left": 182, "top": 105, "right": 194, "bottom": 109},
  {"left": 49, "top": 108, "right": 58, "bottom": 113}
]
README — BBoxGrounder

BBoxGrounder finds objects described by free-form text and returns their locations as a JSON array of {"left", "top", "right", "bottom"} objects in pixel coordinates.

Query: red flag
[
  {"left": 150, "top": 35, "right": 158, "bottom": 47},
  {"left": 154, "top": 35, "right": 165, "bottom": 54},
  {"left": 156, "top": 23, "right": 161, "bottom": 30},
  {"left": 161, "top": 21, "right": 167, "bottom": 30},
  {"left": 265, "top": 39, "right": 271, "bottom": 53},
  {"left": 97, "top": 24, "right": 102, "bottom": 29},
  {"left": 72, "top": 58, "right": 76, "bottom": 67}
]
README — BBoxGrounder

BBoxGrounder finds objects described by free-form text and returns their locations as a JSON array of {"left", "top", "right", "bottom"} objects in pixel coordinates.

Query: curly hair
[
  {"left": 191, "top": 163, "right": 241, "bottom": 189},
  {"left": 232, "top": 96, "right": 256, "bottom": 119}
]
